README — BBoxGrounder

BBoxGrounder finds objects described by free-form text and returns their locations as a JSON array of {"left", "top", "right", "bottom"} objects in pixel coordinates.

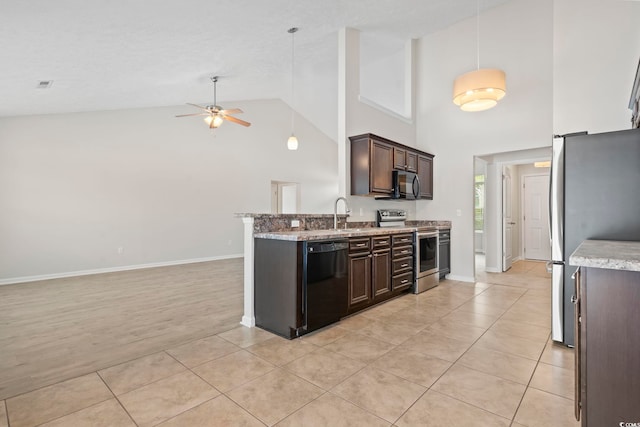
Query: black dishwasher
[
  {"left": 304, "top": 240, "right": 349, "bottom": 333},
  {"left": 254, "top": 238, "right": 348, "bottom": 339}
]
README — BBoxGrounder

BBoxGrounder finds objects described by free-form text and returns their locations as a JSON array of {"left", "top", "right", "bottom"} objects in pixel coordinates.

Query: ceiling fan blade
[
  {"left": 224, "top": 115, "right": 251, "bottom": 127},
  {"left": 219, "top": 108, "right": 243, "bottom": 115},
  {"left": 186, "top": 103, "right": 212, "bottom": 112},
  {"left": 175, "top": 113, "right": 210, "bottom": 117}
]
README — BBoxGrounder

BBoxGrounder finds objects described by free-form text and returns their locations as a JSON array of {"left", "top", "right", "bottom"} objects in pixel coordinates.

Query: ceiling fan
[{"left": 176, "top": 76, "right": 251, "bottom": 128}]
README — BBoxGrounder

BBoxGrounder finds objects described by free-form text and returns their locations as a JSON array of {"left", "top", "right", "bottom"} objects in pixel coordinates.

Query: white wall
[
  {"left": 360, "top": 33, "right": 409, "bottom": 117},
  {"left": 554, "top": 0, "right": 640, "bottom": 135},
  {"left": 0, "top": 99, "right": 339, "bottom": 282},
  {"left": 416, "top": 0, "right": 639, "bottom": 281},
  {"left": 416, "top": 0, "right": 555, "bottom": 281},
  {"left": 339, "top": 28, "right": 419, "bottom": 223}
]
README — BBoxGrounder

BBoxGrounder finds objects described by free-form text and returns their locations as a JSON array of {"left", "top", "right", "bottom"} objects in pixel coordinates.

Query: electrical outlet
[
  {"left": 291, "top": 220, "right": 300, "bottom": 227},
  {"left": 456, "top": 209, "right": 462, "bottom": 217},
  {"left": 359, "top": 208, "right": 364, "bottom": 216},
  {"left": 117, "top": 247, "right": 124, "bottom": 255}
]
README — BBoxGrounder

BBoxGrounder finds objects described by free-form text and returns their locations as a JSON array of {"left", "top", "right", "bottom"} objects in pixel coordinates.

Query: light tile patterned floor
[{"left": 2, "top": 260, "right": 579, "bottom": 426}]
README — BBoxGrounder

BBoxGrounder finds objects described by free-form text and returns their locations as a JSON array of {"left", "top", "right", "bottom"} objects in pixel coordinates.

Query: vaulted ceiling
[{"left": 1, "top": 0, "right": 513, "bottom": 117}]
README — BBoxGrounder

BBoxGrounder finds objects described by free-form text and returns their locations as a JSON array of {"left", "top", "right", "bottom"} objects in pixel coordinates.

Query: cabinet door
[
  {"left": 393, "top": 147, "right": 407, "bottom": 170},
  {"left": 580, "top": 267, "right": 640, "bottom": 426},
  {"left": 372, "top": 250, "right": 391, "bottom": 299},
  {"left": 349, "top": 254, "right": 372, "bottom": 306},
  {"left": 371, "top": 141, "right": 394, "bottom": 194},
  {"left": 417, "top": 155, "right": 433, "bottom": 200},
  {"left": 406, "top": 151, "right": 418, "bottom": 172}
]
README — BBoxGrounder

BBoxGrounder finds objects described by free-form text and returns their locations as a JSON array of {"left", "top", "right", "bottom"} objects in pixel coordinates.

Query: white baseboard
[
  {"left": 484, "top": 267, "right": 501, "bottom": 273},
  {"left": 445, "top": 274, "right": 476, "bottom": 283},
  {"left": 0, "top": 254, "right": 244, "bottom": 286},
  {"left": 240, "top": 316, "right": 255, "bottom": 328}
]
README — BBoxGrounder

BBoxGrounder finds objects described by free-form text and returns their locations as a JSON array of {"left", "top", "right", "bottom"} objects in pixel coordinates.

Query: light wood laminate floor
[{"left": 0, "top": 259, "right": 243, "bottom": 400}]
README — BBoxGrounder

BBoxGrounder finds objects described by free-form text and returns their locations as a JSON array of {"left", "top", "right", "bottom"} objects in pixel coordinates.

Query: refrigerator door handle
[
  {"left": 545, "top": 260, "right": 553, "bottom": 274},
  {"left": 550, "top": 136, "right": 565, "bottom": 262},
  {"left": 551, "top": 263, "right": 564, "bottom": 342}
]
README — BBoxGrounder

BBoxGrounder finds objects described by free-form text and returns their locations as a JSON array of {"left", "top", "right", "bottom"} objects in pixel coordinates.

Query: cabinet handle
[
  {"left": 401, "top": 250, "right": 409, "bottom": 254},
  {"left": 572, "top": 267, "right": 581, "bottom": 422},
  {"left": 401, "top": 263, "right": 409, "bottom": 267},
  {"left": 401, "top": 279, "right": 408, "bottom": 284},
  {"left": 356, "top": 243, "right": 366, "bottom": 247}
]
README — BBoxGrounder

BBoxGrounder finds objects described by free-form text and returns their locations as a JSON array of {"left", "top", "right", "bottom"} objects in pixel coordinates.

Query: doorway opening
[
  {"left": 474, "top": 147, "right": 551, "bottom": 279},
  {"left": 271, "top": 181, "right": 300, "bottom": 214},
  {"left": 474, "top": 158, "right": 487, "bottom": 275}
]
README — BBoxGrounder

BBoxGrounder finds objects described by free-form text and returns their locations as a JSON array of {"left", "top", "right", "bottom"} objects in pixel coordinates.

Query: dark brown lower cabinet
[
  {"left": 348, "top": 234, "right": 408, "bottom": 313},
  {"left": 348, "top": 252, "right": 371, "bottom": 307},
  {"left": 372, "top": 249, "right": 391, "bottom": 300},
  {"left": 574, "top": 266, "right": 640, "bottom": 426},
  {"left": 391, "top": 233, "right": 414, "bottom": 292}
]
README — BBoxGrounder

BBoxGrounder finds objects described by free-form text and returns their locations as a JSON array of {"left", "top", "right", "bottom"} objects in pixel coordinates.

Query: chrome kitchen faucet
[{"left": 334, "top": 197, "right": 351, "bottom": 229}]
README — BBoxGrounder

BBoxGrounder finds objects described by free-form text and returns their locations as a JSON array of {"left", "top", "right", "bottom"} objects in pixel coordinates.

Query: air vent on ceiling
[{"left": 36, "top": 80, "right": 53, "bottom": 89}]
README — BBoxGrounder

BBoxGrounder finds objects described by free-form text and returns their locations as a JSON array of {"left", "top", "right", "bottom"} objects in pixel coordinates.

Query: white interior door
[
  {"left": 523, "top": 174, "right": 551, "bottom": 260},
  {"left": 502, "top": 167, "right": 514, "bottom": 271},
  {"left": 271, "top": 181, "right": 299, "bottom": 214}
]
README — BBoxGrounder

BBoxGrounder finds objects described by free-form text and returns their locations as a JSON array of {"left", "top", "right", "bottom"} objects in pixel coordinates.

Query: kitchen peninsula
[
  {"left": 235, "top": 213, "right": 451, "bottom": 336},
  {"left": 569, "top": 240, "right": 640, "bottom": 426}
]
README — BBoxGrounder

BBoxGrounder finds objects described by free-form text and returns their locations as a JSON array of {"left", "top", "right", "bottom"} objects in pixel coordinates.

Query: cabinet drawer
[
  {"left": 392, "top": 272, "right": 413, "bottom": 291},
  {"left": 392, "top": 256, "right": 413, "bottom": 275},
  {"left": 349, "top": 238, "right": 371, "bottom": 252},
  {"left": 372, "top": 236, "right": 390, "bottom": 249},
  {"left": 392, "top": 234, "right": 413, "bottom": 247},
  {"left": 392, "top": 246, "right": 413, "bottom": 258}
]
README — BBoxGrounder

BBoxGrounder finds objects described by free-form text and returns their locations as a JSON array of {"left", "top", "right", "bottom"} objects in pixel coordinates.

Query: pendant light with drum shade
[
  {"left": 452, "top": 0, "right": 506, "bottom": 112},
  {"left": 287, "top": 27, "right": 299, "bottom": 150}
]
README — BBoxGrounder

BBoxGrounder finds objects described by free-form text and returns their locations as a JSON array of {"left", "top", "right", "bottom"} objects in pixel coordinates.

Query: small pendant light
[
  {"left": 452, "top": 0, "right": 506, "bottom": 112},
  {"left": 287, "top": 27, "right": 299, "bottom": 150}
]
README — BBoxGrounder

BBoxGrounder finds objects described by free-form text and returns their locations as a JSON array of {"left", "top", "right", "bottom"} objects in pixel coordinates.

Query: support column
[{"left": 240, "top": 217, "right": 255, "bottom": 327}]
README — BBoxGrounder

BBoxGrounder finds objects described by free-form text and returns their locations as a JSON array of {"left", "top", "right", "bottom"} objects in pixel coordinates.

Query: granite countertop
[
  {"left": 569, "top": 240, "right": 640, "bottom": 272},
  {"left": 254, "top": 225, "right": 449, "bottom": 241},
  {"left": 235, "top": 213, "right": 339, "bottom": 218}
]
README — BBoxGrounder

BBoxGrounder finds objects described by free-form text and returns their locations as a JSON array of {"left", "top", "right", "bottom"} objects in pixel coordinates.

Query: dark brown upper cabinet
[
  {"left": 350, "top": 133, "right": 434, "bottom": 199},
  {"left": 417, "top": 154, "right": 433, "bottom": 200},
  {"left": 393, "top": 147, "right": 418, "bottom": 172},
  {"left": 351, "top": 134, "right": 394, "bottom": 195}
]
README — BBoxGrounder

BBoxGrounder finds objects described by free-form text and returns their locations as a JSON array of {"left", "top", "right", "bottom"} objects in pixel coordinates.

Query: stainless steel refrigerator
[{"left": 550, "top": 128, "right": 640, "bottom": 347}]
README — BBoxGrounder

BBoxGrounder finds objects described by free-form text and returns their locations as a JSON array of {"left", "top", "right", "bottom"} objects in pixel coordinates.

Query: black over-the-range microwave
[{"left": 392, "top": 170, "right": 420, "bottom": 200}]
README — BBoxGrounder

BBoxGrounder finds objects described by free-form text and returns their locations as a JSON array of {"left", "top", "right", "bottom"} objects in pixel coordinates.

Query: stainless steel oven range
[{"left": 415, "top": 228, "right": 439, "bottom": 293}]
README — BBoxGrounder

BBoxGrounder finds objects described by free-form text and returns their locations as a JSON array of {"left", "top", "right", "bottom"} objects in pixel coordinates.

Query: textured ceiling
[{"left": 1, "top": 0, "right": 513, "bottom": 117}]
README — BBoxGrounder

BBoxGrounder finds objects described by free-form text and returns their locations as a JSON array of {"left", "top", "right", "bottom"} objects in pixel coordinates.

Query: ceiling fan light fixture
[
  {"left": 205, "top": 114, "right": 224, "bottom": 128},
  {"left": 176, "top": 76, "right": 251, "bottom": 129}
]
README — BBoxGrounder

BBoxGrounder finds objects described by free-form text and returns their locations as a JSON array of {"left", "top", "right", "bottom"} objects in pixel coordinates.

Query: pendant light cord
[
  {"left": 289, "top": 27, "right": 298, "bottom": 133},
  {"left": 476, "top": 0, "right": 480, "bottom": 70},
  {"left": 213, "top": 77, "right": 217, "bottom": 105}
]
